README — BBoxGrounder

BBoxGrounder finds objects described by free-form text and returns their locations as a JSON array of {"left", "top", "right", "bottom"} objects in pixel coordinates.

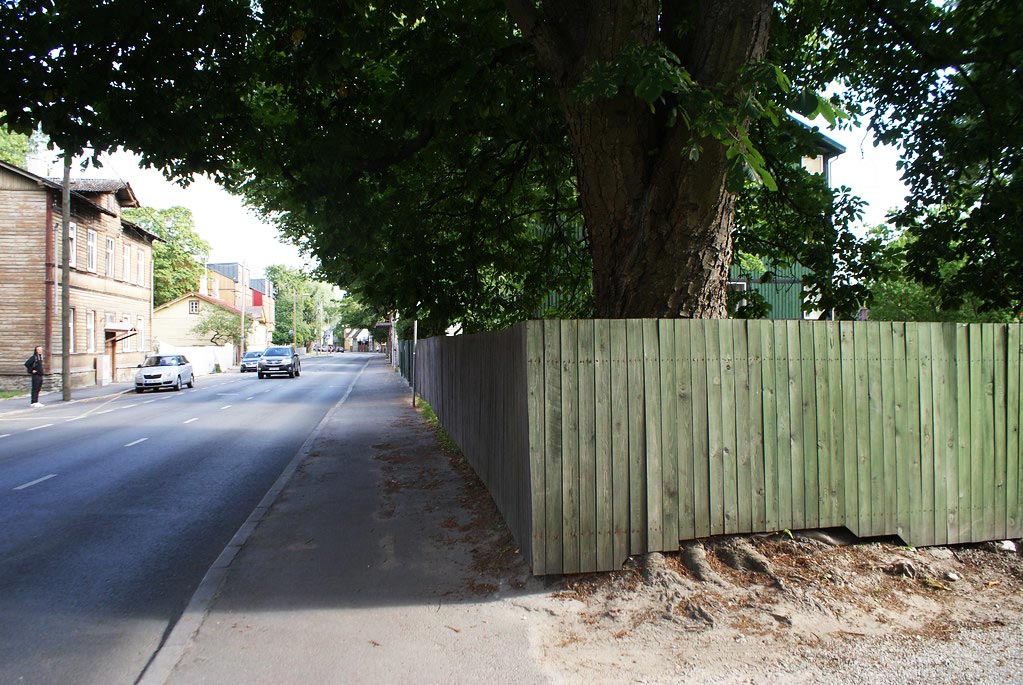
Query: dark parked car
[
  {"left": 240, "top": 350, "right": 263, "bottom": 372},
  {"left": 258, "top": 346, "right": 301, "bottom": 379}
]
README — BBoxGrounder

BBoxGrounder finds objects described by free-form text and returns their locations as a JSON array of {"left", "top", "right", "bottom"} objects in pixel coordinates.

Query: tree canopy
[{"left": 2, "top": 0, "right": 1018, "bottom": 327}]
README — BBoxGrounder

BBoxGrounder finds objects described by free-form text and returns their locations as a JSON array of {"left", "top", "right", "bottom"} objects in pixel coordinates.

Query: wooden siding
[{"left": 402, "top": 319, "right": 1023, "bottom": 575}]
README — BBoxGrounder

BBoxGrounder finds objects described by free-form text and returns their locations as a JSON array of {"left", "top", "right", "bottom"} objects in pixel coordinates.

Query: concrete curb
[{"left": 137, "top": 357, "right": 373, "bottom": 685}]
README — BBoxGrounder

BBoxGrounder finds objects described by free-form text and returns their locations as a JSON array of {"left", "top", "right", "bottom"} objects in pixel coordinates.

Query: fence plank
[
  {"left": 560, "top": 321, "right": 581, "bottom": 573},
  {"left": 931, "top": 323, "right": 952, "bottom": 545},
  {"left": 707, "top": 322, "right": 725, "bottom": 535},
  {"left": 691, "top": 320, "right": 711, "bottom": 538},
  {"left": 748, "top": 321, "right": 767, "bottom": 533},
  {"left": 993, "top": 325, "right": 1008, "bottom": 539},
  {"left": 577, "top": 320, "right": 597, "bottom": 571},
  {"left": 880, "top": 323, "right": 897, "bottom": 536},
  {"left": 761, "top": 322, "right": 779, "bottom": 531},
  {"left": 893, "top": 323, "right": 911, "bottom": 541},
  {"left": 827, "top": 323, "right": 845, "bottom": 528},
  {"left": 854, "top": 323, "right": 872, "bottom": 537},
  {"left": 1009, "top": 325, "right": 1021, "bottom": 539},
  {"left": 981, "top": 325, "right": 996, "bottom": 540},
  {"left": 676, "top": 319, "right": 696, "bottom": 541},
  {"left": 956, "top": 325, "right": 973, "bottom": 541},
  {"left": 775, "top": 322, "right": 793, "bottom": 531},
  {"left": 917, "top": 323, "right": 936, "bottom": 545},
  {"left": 609, "top": 320, "right": 630, "bottom": 567},
  {"left": 866, "top": 323, "right": 884, "bottom": 536},
  {"left": 526, "top": 322, "right": 547, "bottom": 574},
  {"left": 643, "top": 319, "right": 664, "bottom": 550},
  {"left": 800, "top": 322, "right": 819, "bottom": 529},
  {"left": 659, "top": 320, "right": 680, "bottom": 548},
  {"left": 721, "top": 321, "right": 739, "bottom": 534},
  {"left": 542, "top": 320, "right": 564, "bottom": 574},
  {"left": 735, "top": 321, "right": 753, "bottom": 533},
  {"left": 627, "top": 320, "right": 647, "bottom": 554},
  {"left": 594, "top": 320, "right": 614, "bottom": 571},
  {"left": 786, "top": 321, "right": 805, "bottom": 531},
  {"left": 841, "top": 322, "right": 859, "bottom": 534}
]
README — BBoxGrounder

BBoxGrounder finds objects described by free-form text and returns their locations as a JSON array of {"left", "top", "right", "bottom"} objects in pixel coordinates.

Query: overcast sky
[{"left": 34, "top": 118, "right": 906, "bottom": 283}]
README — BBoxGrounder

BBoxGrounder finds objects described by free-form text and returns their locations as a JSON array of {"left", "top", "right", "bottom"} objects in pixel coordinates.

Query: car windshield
[
  {"left": 143, "top": 356, "right": 178, "bottom": 367},
  {"left": 243, "top": 352, "right": 262, "bottom": 359},
  {"left": 264, "top": 347, "right": 291, "bottom": 356}
]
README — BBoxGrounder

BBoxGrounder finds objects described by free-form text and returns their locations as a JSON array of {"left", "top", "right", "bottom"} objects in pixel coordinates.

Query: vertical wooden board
[
  {"left": 800, "top": 322, "right": 820, "bottom": 529},
  {"left": 774, "top": 322, "right": 793, "bottom": 531},
  {"left": 813, "top": 323, "right": 832, "bottom": 527},
  {"left": 542, "top": 320, "right": 564, "bottom": 574},
  {"left": 931, "top": 323, "right": 952, "bottom": 545},
  {"left": 643, "top": 319, "right": 664, "bottom": 552},
  {"left": 893, "top": 324, "right": 911, "bottom": 542},
  {"left": 659, "top": 320, "right": 680, "bottom": 548},
  {"left": 993, "top": 325, "right": 1008, "bottom": 539},
  {"left": 866, "top": 323, "right": 884, "bottom": 536},
  {"left": 879, "top": 323, "right": 898, "bottom": 536},
  {"left": 748, "top": 321, "right": 767, "bottom": 533},
  {"left": 609, "top": 320, "right": 630, "bottom": 567},
  {"left": 854, "top": 324, "right": 873, "bottom": 537},
  {"left": 916, "top": 323, "right": 936, "bottom": 546},
  {"left": 734, "top": 321, "right": 753, "bottom": 533},
  {"left": 827, "top": 323, "right": 845, "bottom": 529},
  {"left": 785, "top": 321, "right": 805, "bottom": 531},
  {"left": 1008, "top": 325, "right": 1021, "bottom": 538},
  {"left": 981, "top": 325, "right": 997, "bottom": 540},
  {"left": 720, "top": 321, "right": 740, "bottom": 534},
  {"left": 560, "top": 321, "right": 581, "bottom": 573},
  {"left": 970, "top": 326, "right": 985, "bottom": 542},
  {"left": 761, "top": 322, "right": 779, "bottom": 531},
  {"left": 626, "top": 319, "right": 648, "bottom": 554},
  {"left": 691, "top": 320, "right": 711, "bottom": 538},
  {"left": 956, "top": 325, "right": 973, "bottom": 541},
  {"left": 594, "top": 319, "right": 615, "bottom": 571},
  {"left": 706, "top": 322, "right": 725, "bottom": 535},
  {"left": 675, "top": 319, "right": 696, "bottom": 541},
  {"left": 943, "top": 323, "right": 961, "bottom": 544},
  {"left": 576, "top": 320, "right": 597, "bottom": 571},
  {"left": 840, "top": 322, "right": 859, "bottom": 535}
]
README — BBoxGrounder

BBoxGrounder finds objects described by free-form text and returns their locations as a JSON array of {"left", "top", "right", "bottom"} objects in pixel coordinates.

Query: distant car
[
  {"left": 240, "top": 350, "right": 263, "bottom": 372},
  {"left": 258, "top": 345, "right": 301, "bottom": 379},
  {"left": 135, "top": 355, "right": 195, "bottom": 392}
]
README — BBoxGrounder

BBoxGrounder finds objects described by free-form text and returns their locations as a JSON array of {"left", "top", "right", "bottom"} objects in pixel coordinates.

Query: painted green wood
[
  {"left": 931, "top": 323, "right": 952, "bottom": 545},
  {"left": 893, "top": 323, "right": 911, "bottom": 542},
  {"left": 775, "top": 322, "right": 793, "bottom": 531},
  {"left": 734, "top": 321, "right": 753, "bottom": 533},
  {"left": 576, "top": 320, "right": 597, "bottom": 571},
  {"left": 706, "top": 321, "right": 726, "bottom": 535},
  {"left": 643, "top": 319, "right": 664, "bottom": 550},
  {"left": 675, "top": 319, "right": 696, "bottom": 541},
  {"left": 542, "top": 320, "right": 564, "bottom": 574},
  {"left": 866, "top": 323, "right": 884, "bottom": 536},
  {"left": 720, "top": 321, "right": 739, "bottom": 534},
  {"left": 981, "top": 326, "right": 996, "bottom": 540},
  {"left": 748, "top": 321, "right": 767, "bottom": 532},
  {"left": 691, "top": 320, "right": 711, "bottom": 538},
  {"left": 800, "top": 322, "right": 820, "bottom": 529},
  {"left": 916, "top": 323, "right": 935, "bottom": 545},
  {"left": 879, "top": 323, "right": 897, "bottom": 535},
  {"left": 785, "top": 321, "right": 805, "bottom": 530},
  {"left": 854, "top": 323, "right": 872, "bottom": 537},
  {"left": 992, "top": 325, "right": 1007, "bottom": 539},
  {"left": 827, "top": 323, "right": 845, "bottom": 528},
  {"left": 626, "top": 320, "right": 647, "bottom": 554},
  {"left": 560, "top": 320, "right": 581, "bottom": 573},
  {"left": 609, "top": 320, "right": 630, "bottom": 567},
  {"left": 956, "top": 325, "right": 972, "bottom": 541},
  {"left": 760, "top": 322, "right": 779, "bottom": 531},
  {"left": 526, "top": 322, "right": 547, "bottom": 573},
  {"left": 659, "top": 320, "right": 680, "bottom": 548},
  {"left": 811, "top": 324, "right": 831, "bottom": 527},
  {"left": 841, "top": 322, "right": 859, "bottom": 535},
  {"left": 1009, "top": 325, "right": 1021, "bottom": 538},
  {"left": 593, "top": 319, "right": 615, "bottom": 571},
  {"left": 969, "top": 325, "right": 986, "bottom": 543}
]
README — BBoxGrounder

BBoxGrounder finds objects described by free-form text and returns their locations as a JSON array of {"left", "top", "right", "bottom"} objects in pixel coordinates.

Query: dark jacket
[{"left": 24, "top": 353, "right": 43, "bottom": 375}]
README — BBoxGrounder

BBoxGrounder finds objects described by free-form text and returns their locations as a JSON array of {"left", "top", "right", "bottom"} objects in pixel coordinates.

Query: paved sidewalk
[
  {"left": 149, "top": 357, "right": 548, "bottom": 684},
  {"left": 0, "top": 379, "right": 134, "bottom": 415}
]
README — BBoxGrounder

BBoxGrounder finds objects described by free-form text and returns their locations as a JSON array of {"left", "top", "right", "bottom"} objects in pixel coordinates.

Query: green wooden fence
[{"left": 405, "top": 320, "right": 1023, "bottom": 575}]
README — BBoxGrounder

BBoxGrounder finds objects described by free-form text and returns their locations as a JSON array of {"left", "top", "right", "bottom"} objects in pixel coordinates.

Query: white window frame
[
  {"left": 68, "top": 307, "right": 76, "bottom": 353},
  {"left": 68, "top": 222, "right": 77, "bottom": 269},
  {"left": 136, "top": 249, "right": 145, "bottom": 286},
  {"left": 122, "top": 244, "right": 131, "bottom": 282},
  {"left": 86, "top": 230, "right": 97, "bottom": 272},
  {"left": 105, "top": 238, "right": 115, "bottom": 277},
  {"left": 86, "top": 310, "right": 95, "bottom": 353},
  {"left": 188, "top": 299, "right": 200, "bottom": 314}
]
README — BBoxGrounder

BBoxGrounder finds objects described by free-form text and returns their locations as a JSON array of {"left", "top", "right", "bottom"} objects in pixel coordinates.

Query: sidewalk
[
  {"left": 0, "top": 379, "right": 134, "bottom": 415},
  {"left": 148, "top": 357, "right": 548, "bottom": 684}
]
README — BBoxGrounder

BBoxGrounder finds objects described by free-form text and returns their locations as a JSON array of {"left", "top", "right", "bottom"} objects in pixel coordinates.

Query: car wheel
[
  {"left": 187, "top": 375, "right": 195, "bottom": 389},
  {"left": 258, "top": 372, "right": 265, "bottom": 379},
  {"left": 174, "top": 376, "right": 182, "bottom": 391},
  {"left": 135, "top": 388, "right": 144, "bottom": 394}
]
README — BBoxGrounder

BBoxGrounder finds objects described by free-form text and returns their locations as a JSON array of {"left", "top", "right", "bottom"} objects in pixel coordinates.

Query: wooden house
[{"left": 0, "top": 160, "right": 158, "bottom": 390}]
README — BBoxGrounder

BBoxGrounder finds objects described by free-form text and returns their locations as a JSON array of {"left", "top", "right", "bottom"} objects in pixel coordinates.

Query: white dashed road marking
[
  {"left": 183, "top": 418, "right": 198, "bottom": 424},
  {"left": 14, "top": 474, "right": 57, "bottom": 490},
  {"left": 26, "top": 424, "right": 52, "bottom": 431},
  {"left": 220, "top": 405, "right": 232, "bottom": 410},
  {"left": 124, "top": 438, "right": 148, "bottom": 447}
]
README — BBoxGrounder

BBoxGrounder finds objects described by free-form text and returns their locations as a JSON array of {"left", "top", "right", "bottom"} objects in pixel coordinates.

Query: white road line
[
  {"left": 183, "top": 418, "right": 198, "bottom": 424},
  {"left": 122, "top": 403, "right": 138, "bottom": 409},
  {"left": 245, "top": 397, "right": 254, "bottom": 401},
  {"left": 65, "top": 416, "right": 84, "bottom": 422},
  {"left": 26, "top": 423, "right": 53, "bottom": 431},
  {"left": 143, "top": 400, "right": 156, "bottom": 404},
  {"left": 220, "top": 405, "right": 232, "bottom": 410},
  {"left": 215, "top": 393, "right": 240, "bottom": 396},
  {"left": 0, "top": 433, "right": 9, "bottom": 438},
  {"left": 96, "top": 409, "right": 115, "bottom": 415},
  {"left": 14, "top": 474, "right": 57, "bottom": 490},
  {"left": 124, "top": 438, "right": 148, "bottom": 447}
]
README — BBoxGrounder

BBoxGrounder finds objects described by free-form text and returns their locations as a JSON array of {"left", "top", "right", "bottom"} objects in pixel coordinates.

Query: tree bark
[{"left": 505, "top": 0, "right": 773, "bottom": 318}]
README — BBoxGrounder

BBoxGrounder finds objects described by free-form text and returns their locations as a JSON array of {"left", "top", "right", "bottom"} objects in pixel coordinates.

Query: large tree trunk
[{"left": 505, "top": 0, "right": 773, "bottom": 318}]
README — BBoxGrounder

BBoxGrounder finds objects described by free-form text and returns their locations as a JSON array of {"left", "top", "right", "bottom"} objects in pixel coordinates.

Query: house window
[
  {"left": 87, "top": 230, "right": 97, "bottom": 272},
  {"left": 105, "top": 238, "right": 115, "bottom": 277},
  {"left": 86, "top": 310, "right": 95, "bottom": 353},
  {"left": 726, "top": 281, "right": 749, "bottom": 313},
  {"left": 68, "top": 222, "right": 77, "bottom": 269},
  {"left": 68, "top": 308, "right": 76, "bottom": 353},
  {"left": 122, "top": 244, "right": 131, "bottom": 282},
  {"left": 137, "top": 316, "right": 145, "bottom": 352},
  {"left": 188, "top": 299, "right": 200, "bottom": 314},
  {"left": 137, "top": 249, "right": 145, "bottom": 286}
]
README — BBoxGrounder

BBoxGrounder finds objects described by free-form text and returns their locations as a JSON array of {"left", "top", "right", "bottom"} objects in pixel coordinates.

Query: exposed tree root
[{"left": 681, "top": 542, "right": 730, "bottom": 587}]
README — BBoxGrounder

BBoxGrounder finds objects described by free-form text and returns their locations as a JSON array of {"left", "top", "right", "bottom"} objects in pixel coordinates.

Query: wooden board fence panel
[{"left": 404, "top": 320, "right": 1023, "bottom": 576}]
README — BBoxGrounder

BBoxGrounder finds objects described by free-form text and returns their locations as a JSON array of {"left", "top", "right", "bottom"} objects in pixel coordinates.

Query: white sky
[{"left": 32, "top": 119, "right": 906, "bottom": 282}]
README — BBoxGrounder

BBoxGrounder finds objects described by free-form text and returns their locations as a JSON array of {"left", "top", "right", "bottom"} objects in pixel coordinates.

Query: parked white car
[{"left": 135, "top": 355, "right": 195, "bottom": 393}]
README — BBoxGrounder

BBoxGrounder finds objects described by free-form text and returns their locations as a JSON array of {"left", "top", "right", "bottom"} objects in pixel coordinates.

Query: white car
[{"left": 135, "top": 354, "right": 195, "bottom": 392}]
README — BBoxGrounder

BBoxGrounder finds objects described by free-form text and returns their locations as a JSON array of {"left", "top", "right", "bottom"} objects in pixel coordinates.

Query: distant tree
[
  {"left": 124, "top": 206, "right": 210, "bottom": 307},
  {"left": 0, "top": 119, "right": 30, "bottom": 166},
  {"left": 190, "top": 306, "right": 253, "bottom": 346}
]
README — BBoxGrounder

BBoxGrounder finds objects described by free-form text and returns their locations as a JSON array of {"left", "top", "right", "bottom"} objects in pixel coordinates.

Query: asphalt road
[{"left": 0, "top": 352, "right": 370, "bottom": 684}]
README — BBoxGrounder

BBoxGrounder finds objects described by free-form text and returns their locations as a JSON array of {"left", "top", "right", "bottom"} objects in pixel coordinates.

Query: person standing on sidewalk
[{"left": 24, "top": 346, "right": 44, "bottom": 407}]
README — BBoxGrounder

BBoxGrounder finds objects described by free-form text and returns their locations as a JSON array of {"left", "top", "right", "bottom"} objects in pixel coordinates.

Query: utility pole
[
  {"left": 60, "top": 157, "right": 71, "bottom": 401},
  {"left": 292, "top": 287, "right": 298, "bottom": 349},
  {"left": 411, "top": 318, "right": 418, "bottom": 407},
  {"left": 239, "top": 267, "right": 246, "bottom": 362}
]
